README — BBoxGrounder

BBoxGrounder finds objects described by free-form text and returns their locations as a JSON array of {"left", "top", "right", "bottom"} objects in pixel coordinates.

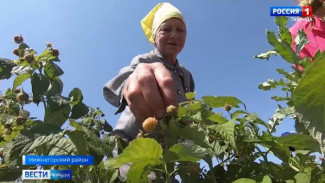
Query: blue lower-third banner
[
  {"left": 22, "top": 155, "right": 94, "bottom": 165},
  {"left": 22, "top": 170, "right": 72, "bottom": 180}
]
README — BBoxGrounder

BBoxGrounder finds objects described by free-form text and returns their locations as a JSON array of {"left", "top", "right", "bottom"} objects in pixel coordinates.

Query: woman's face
[{"left": 154, "top": 18, "right": 186, "bottom": 61}]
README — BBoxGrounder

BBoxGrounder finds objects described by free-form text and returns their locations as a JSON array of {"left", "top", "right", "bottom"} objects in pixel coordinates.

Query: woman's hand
[{"left": 123, "top": 62, "right": 177, "bottom": 122}]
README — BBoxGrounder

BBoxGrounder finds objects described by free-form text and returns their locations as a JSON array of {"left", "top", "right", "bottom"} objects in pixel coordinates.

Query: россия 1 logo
[{"left": 270, "top": 6, "right": 312, "bottom": 17}]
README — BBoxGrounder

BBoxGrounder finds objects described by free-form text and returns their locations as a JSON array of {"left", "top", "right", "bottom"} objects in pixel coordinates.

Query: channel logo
[
  {"left": 22, "top": 170, "right": 72, "bottom": 180},
  {"left": 270, "top": 6, "right": 312, "bottom": 17}
]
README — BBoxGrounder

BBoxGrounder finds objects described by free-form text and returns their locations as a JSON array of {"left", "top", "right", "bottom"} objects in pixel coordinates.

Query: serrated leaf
[
  {"left": 275, "top": 16, "right": 288, "bottom": 27},
  {"left": 113, "top": 138, "right": 162, "bottom": 168},
  {"left": 209, "top": 119, "right": 236, "bottom": 150},
  {"left": 267, "top": 31, "right": 299, "bottom": 64},
  {"left": 69, "top": 88, "right": 83, "bottom": 105},
  {"left": 294, "top": 172, "right": 310, "bottom": 183},
  {"left": 163, "top": 143, "right": 207, "bottom": 162},
  {"left": 292, "top": 53, "right": 325, "bottom": 150},
  {"left": 208, "top": 112, "right": 228, "bottom": 123},
  {"left": 67, "top": 130, "right": 88, "bottom": 154},
  {"left": 185, "top": 92, "right": 196, "bottom": 100},
  {"left": 0, "top": 58, "right": 16, "bottom": 80},
  {"left": 276, "top": 68, "right": 294, "bottom": 81},
  {"left": 180, "top": 124, "right": 210, "bottom": 148},
  {"left": 233, "top": 178, "right": 256, "bottom": 183},
  {"left": 13, "top": 73, "right": 31, "bottom": 90},
  {"left": 268, "top": 106, "right": 295, "bottom": 133},
  {"left": 31, "top": 73, "right": 50, "bottom": 99},
  {"left": 275, "top": 17, "right": 292, "bottom": 45},
  {"left": 44, "top": 61, "right": 64, "bottom": 79},
  {"left": 44, "top": 103, "right": 70, "bottom": 127},
  {"left": 203, "top": 96, "right": 245, "bottom": 109},
  {"left": 254, "top": 50, "right": 278, "bottom": 60},
  {"left": 295, "top": 29, "right": 309, "bottom": 57},
  {"left": 258, "top": 79, "right": 279, "bottom": 90},
  {"left": 47, "top": 77, "right": 63, "bottom": 96},
  {"left": 278, "top": 134, "right": 320, "bottom": 152},
  {"left": 127, "top": 161, "right": 148, "bottom": 183},
  {"left": 70, "top": 102, "right": 89, "bottom": 119}
]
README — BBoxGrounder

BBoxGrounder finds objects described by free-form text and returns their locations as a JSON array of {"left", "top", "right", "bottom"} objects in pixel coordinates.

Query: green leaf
[
  {"left": 38, "top": 49, "right": 60, "bottom": 62},
  {"left": 254, "top": 50, "right": 278, "bottom": 60},
  {"left": 13, "top": 73, "right": 31, "bottom": 90},
  {"left": 260, "top": 175, "right": 272, "bottom": 183},
  {"left": 31, "top": 73, "right": 50, "bottom": 98},
  {"left": 70, "top": 102, "right": 89, "bottom": 119},
  {"left": 44, "top": 102, "right": 71, "bottom": 127},
  {"left": 294, "top": 172, "right": 310, "bottom": 183},
  {"left": 233, "top": 178, "right": 256, "bottom": 183},
  {"left": 278, "top": 134, "right": 320, "bottom": 152},
  {"left": 275, "top": 17, "right": 292, "bottom": 45},
  {"left": 203, "top": 96, "right": 245, "bottom": 109},
  {"left": 292, "top": 53, "right": 325, "bottom": 150},
  {"left": 208, "top": 112, "right": 228, "bottom": 123},
  {"left": 163, "top": 143, "right": 207, "bottom": 162},
  {"left": 44, "top": 61, "right": 64, "bottom": 79},
  {"left": 127, "top": 161, "right": 148, "bottom": 183},
  {"left": 275, "top": 16, "right": 288, "bottom": 27},
  {"left": 0, "top": 58, "right": 16, "bottom": 80},
  {"left": 185, "top": 92, "right": 196, "bottom": 100},
  {"left": 47, "top": 77, "right": 63, "bottom": 96},
  {"left": 268, "top": 106, "right": 295, "bottom": 133},
  {"left": 295, "top": 28, "right": 309, "bottom": 57},
  {"left": 66, "top": 130, "right": 88, "bottom": 154},
  {"left": 180, "top": 124, "right": 210, "bottom": 148},
  {"left": 69, "top": 88, "right": 83, "bottom": 105},
  {"left": 209, "top": 119, "right": 236, "bottom": 150},
  {"left": 267, "top": 31, "right": 299, "bottom": 64},
  {"left": 258, "top": 79, "right": 279, "bottom": 90},
  {"left": 276, "top": 68, "right": 294, "bottom": 81},
  {"left": 113, "top": 138, "right": 162, "bottom": 167}
]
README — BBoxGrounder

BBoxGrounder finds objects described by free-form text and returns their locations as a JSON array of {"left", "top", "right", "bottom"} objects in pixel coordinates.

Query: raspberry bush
[{"left": 1, "top": 16, "right": 325, "bottom": 182}]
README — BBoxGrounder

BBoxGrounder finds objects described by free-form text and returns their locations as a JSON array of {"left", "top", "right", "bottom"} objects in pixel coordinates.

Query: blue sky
[{"left": 0, "top": 0, "right": 298, "bottom": 137}]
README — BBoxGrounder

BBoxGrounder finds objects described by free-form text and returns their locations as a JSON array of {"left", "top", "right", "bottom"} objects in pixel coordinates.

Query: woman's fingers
[
  {"left": 152, "top": 63, "right": 178, "bottom": 107},
  {"left": 124, "top": 62, "right": 177, "bottom": 121}
]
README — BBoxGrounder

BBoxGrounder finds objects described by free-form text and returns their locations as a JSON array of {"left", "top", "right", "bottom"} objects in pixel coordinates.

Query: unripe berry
[
  {"left": 14, "top": 35, "right": 24, "bottom": 44},
  {"left": 166, "top": 105, "right": 177, "bottom": 117},
  {"left": 24, "top": 53, "right": 34, "bottom": 63},
  {"left": 224, "top": 104, "right": 232, "bottom": 111},
  {"left": 142, "top": 117, "right": 158, "bottom": 133},
  {"left": 13, "top": 48, "right": 19, "bottom": 56}
]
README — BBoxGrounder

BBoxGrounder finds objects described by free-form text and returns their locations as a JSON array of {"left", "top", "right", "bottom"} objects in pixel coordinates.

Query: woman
[
  {"left": 290, "top": 0, "right": 325, "bottom": 58},
  {"left": 103, "top": 3, "right": 195, "bottom": 141}
]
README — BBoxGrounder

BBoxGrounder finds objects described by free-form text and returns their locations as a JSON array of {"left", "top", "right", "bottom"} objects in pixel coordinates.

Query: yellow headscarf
[{"left": 141, "top": 2, "right": 185, "bottom": 43}]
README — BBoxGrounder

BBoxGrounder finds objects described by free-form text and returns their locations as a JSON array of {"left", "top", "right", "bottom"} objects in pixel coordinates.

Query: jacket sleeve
[{"left": 103, "top": 56, "right": 140, "bottom": 109}]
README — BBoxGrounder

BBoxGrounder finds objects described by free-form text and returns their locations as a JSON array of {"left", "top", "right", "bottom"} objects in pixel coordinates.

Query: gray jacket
[{"left": 103, "top": 49, "right": 195, "bottom": 141}]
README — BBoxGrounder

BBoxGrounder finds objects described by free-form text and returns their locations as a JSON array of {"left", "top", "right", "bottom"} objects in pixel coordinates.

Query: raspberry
[
  {"left": 14, "top": 35, "right": 24, "bottom": 44},
  {"left": 224, "top": 104, "right": 232, "bottom": 111},
  {"left": 166, "top": 105, "right": 177, "bottom": 117},
  {"left": 51, "top": 48, "right": 59, "bottom": 57},
  {"left": 13, "top": 48, "right": 19, "bottom": 56},
  {"left": 46, "top": 42, "right": 52, "bottom": 47},
  {"left": 16, "top": 91, "right": 29, "bottom": 103},
  {"left": 188, "top": 164, "right": 200, "bottom": 177},
  {"left": 16, "top": 116, "right": 27, "bottom": 125},
  {"left": 142, "top": 117, "right": 158, "bottom": 133},
  {"left": 24, "top": 53, "right": 34, "bottom": 63}
]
